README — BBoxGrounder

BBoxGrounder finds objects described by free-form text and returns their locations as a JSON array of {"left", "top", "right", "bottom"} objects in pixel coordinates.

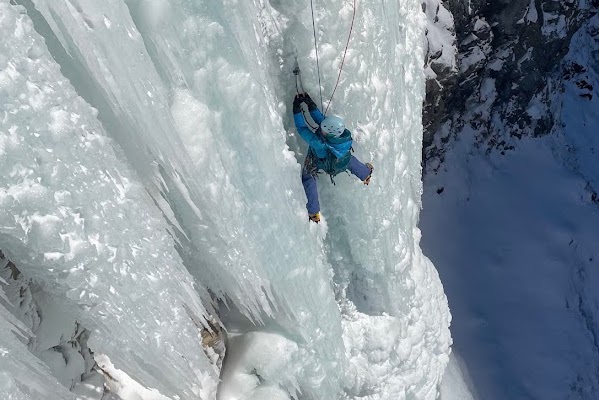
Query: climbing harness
[{"left": 304, "top": 150, "right": 338, "bottom": 185}]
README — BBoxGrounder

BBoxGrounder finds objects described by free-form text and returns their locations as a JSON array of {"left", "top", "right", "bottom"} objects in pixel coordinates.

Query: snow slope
[
  {"left": 1, "top": 0, "right": 451, "bottom": 398},
  {"left": 422, "top": 133, "right": 599, "bottom": 400},
  {"left": 421, "top": 11, "right": 599, "bottom": 400}
]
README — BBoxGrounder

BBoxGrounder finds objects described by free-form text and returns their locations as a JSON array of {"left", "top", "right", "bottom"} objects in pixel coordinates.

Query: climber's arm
[
  {"left": 293, "top": 113, "right": 327, "bottom": 153},
  {"left": 304, "top": 93, "right": 325, "bottom": 124}
]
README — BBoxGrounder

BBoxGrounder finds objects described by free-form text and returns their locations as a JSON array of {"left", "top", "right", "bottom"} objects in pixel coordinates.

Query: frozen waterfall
[{"left": 0, "top": 0, "right": 451, "bottom": 399}]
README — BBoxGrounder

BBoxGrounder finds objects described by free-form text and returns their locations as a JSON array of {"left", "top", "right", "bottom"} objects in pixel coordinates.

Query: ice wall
[
  {"left": 256, "top": 0, "right": 451, "bottom": 396},
  {"left": 259, "top": 0, "right": 452, "bottom": 397},
  {"left": 0, "top": 2, "right": 216, "bottom": 398},
  {"left": 1, "top": 0, "right": 451, "bottom": 398},
  {"left": 20, "top": 0, "right": 346, "bottom": 396}
]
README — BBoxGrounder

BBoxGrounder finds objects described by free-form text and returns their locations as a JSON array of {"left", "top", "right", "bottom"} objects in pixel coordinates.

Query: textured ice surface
[
  {"left": 1, "top": 0, "right": 451, "bottom": 398},
  {"left": 258, "top": 0, "right": 451, "bottom": 398},
  {"left": 0, "top": 2, "right": 216, "bottom": 398},
  {"left": 25, "top": 0, "right": 345, "bottom": 395},
  {"left": 0, "top": 264, "right": 75, "bottom": 399},
  {"left": 439, "top": 352, "right": 477, "bottom": 400}
]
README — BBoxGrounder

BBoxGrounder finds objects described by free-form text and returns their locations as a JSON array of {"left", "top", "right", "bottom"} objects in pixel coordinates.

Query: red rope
[{"left": 324, "top": 0, "right": 357, "bottom": 116}]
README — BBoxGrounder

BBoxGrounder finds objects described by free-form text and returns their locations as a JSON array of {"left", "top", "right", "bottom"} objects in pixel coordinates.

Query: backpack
[{"left": 319, "top": 129, "right": 353, "bottom": 178}]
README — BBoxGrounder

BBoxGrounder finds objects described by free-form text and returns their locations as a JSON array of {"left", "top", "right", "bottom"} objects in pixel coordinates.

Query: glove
[
  {"left": 303, "top": 93, "right": 318, "bottom": 111},
  {"left": 293, "top": 94, "right": 305, "bottom": 114}
]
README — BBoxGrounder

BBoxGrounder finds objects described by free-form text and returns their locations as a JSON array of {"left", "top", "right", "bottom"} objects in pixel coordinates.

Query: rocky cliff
[{"left": 424, "top": 0, "right": 598, "bottom": 163}]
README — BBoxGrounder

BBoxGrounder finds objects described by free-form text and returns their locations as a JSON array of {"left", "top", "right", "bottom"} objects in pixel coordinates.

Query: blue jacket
[
  {"left": 293, "top": 108, "right": 352, "bottom": 161},
  {"left": 293, "top": 108, "right": 329, "bottom": 159}
]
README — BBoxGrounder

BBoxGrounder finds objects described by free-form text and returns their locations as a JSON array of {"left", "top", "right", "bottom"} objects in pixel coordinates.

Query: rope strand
[
  {"left": 324, "top": 0, "right": 357, "bottom": 116},
  {"left": 309, "top": 0, "right": 324, "bottom": 110}
]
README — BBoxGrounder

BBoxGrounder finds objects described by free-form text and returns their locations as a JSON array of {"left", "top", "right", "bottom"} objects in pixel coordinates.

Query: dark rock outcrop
[
  {"left": 423, "top": 0, "right": 598, "bottom": 163},
  {"left": 423, "top": 0, "right": 458, "bottom": 147}
]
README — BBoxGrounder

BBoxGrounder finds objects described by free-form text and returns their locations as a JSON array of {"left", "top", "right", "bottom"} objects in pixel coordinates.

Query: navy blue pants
[{"left": 301, "top": 155, "right": 371, "bottom": 215}]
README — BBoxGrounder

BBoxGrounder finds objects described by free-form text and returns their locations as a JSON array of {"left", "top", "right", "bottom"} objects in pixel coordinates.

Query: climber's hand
[
  {"left": 303, "top": 92, "right": 318, "bottom": 111},
  {"left": 293, "top": 94, "right": 305, "bottom": 113}
]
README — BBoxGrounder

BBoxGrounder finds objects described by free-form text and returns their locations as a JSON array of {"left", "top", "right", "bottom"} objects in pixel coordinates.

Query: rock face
[
  {"left": 423, "top": 0, "right": 458, "bottom": 148},
  {"left": 423, "top": 0, "right": 598, "bottom": 162}
]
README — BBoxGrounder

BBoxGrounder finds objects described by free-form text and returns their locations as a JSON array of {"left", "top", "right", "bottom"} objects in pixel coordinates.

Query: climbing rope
[
  {"left": 324, "top": 0, "right": 357, "bottom": 116},
  {"left": 294, "top": 55, "right": 319, "bottom": 130},
  {"left": 309, "top": 0, "right": 324, "bottom": 110},
  {"left": 296, "top": 0, "right": 358, "bottom": 124}
]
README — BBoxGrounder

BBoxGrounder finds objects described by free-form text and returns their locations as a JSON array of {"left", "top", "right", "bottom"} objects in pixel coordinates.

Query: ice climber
[{"left": 293, "top": 93, "right": 373, "bottom": 223}]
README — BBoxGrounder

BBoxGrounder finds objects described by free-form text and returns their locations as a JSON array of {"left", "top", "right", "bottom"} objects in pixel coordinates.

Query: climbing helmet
[{"left": 320, "top": 115, "right": 345, "bottom": 137}]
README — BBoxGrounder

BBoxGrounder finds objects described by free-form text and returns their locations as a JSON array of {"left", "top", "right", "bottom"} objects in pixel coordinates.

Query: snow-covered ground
[
  {"left": 421, "top": 12, "right": 599, "bottom": 400},
  {"left": 422, "top": 133, "right": 599, "bottom": 399},
  {"left": 1, "top": 0, "right": 452, "bottom": 399}
]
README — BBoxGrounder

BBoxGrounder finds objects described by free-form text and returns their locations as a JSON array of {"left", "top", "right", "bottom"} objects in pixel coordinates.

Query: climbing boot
[
  {"left": 309, "top": 212, "right": 321, "bottom": 223},
  {"left": 363, "top": 163, "right": 374, "bottom": 185}
]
